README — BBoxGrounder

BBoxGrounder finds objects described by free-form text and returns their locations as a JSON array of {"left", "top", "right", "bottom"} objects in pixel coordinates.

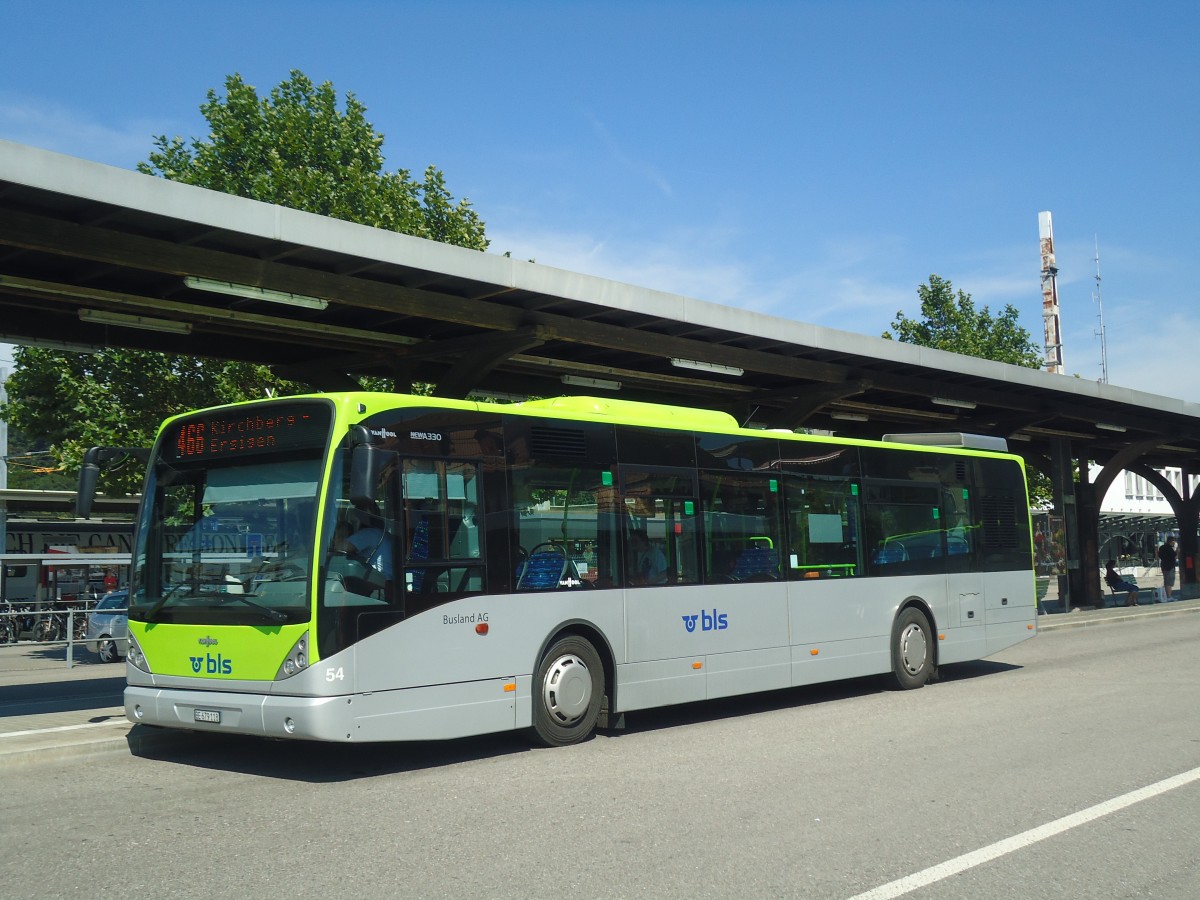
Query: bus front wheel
[
  {"left": 891, "top": 607, "right": 935, "bottom": 690},
  {"left": 532, "top": 636, "right": 603, "bottom": 747}
]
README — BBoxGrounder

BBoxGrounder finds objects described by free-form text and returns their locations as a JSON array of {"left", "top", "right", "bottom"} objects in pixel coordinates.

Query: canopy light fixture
[
  {"left": 931, "top": 397, "right": 977, "bottom": 410},
  {"left": 0, "top": 333, "right": 103, "bottom": 355},
  {"left": 830, "top": 411, "right": 868, "bottom": 422},
  {"left": 78, "top": 309, "right": 193, "bottom": 335},
  {"left": 1096, "top": 422, "right": 1127, "bottom": 432},
  {"left": 184, "top": 276, "right": 329, "bottom": 311},
  {"left": 670, "top": 358, "right": 745, "bottom": 376},
  {"left": 562, "top": 374, "right": 621, "bottom": 391}
]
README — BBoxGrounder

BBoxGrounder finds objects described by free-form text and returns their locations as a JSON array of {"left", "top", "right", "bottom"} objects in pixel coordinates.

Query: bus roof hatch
[{"left": 881, "top": 432, "right": 1009, "bottom": 452}]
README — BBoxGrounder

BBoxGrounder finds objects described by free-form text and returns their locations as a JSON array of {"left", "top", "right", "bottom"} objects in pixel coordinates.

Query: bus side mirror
[
  {"left": 76, "top": 448, "right": 103, "bottom": 519},
  {"left": 350, "top": 444, "right": 396, "bottom": 508},
  {"left": 75, "top": 447, "right": 151, "bottom": 519}
]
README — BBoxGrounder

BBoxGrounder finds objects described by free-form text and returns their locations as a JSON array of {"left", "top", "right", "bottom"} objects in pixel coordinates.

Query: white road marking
[
  {"left": 1, "top": 719, "right": 127, "bottom": 739},
  {"left": 849, "top": 764, "right": 1200, "bottom": 899}
]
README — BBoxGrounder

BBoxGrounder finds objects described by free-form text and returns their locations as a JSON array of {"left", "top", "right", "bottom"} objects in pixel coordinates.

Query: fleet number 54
[{"left": 325, "top": 667, "right": 345, "bottom": 682}]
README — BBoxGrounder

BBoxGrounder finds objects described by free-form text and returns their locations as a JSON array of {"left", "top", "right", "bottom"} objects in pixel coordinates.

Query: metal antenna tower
[
  {"left": 1038, "top": 211, "right": 1064, "bottom": 374},
  {"left": 1093, "top": 237, "right": 1108, "bottom": 384}
]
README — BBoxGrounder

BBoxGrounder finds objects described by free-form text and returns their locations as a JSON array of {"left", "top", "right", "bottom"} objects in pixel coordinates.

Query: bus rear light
[{"left": 476, "top": 622, "right": 489, "bottom": 635}]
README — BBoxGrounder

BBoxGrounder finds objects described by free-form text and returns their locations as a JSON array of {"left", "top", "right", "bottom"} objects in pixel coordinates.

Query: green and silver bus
[{"left": 114, "top": 392, "right": 1035, "bottom": 746}]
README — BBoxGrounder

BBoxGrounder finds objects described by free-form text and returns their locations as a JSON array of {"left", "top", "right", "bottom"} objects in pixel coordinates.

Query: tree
[
  {"left": 884, "top": 274, "right": 1049, "bottom": 505},
  {"left": 882, "top": 274, "right": 1042, "bottom": 367},
  {"left": 3, "top": 70, "right": 487, "bottom": 493},
  {"left": 4, "top": 349, "right": 307, "bottom": 493},
  {"left": 137, "top": 70, "right": 487, "bottom": 249}
]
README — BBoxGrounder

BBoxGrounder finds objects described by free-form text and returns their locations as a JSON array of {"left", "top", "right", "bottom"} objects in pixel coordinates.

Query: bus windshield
[
  {"left": 130, "top": 456, "right": 324, "bottom": 626},
  {"left": 130, "top": 460, "right": 321, "bottom": 624}
]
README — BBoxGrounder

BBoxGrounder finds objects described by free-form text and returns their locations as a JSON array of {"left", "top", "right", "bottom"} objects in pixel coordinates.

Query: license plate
[{"left": 194, "top": 709, "right": 221, "bottom": 724}]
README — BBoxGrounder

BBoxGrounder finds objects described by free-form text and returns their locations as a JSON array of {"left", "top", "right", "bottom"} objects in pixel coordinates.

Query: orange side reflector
[
  {"left": 939, "top": 633, "right": 946, "bottom": 640},
  {"left": 804, "top": 571, "right": 820, "bottom": 579},
  {"left": 692, "top": 661, "right": 702, "bottom": 670},
  {"left": 503, "top": 683, "right": 516, "bottom": 693},
  {"left": 1028, "top": 623, "right": 1034, "bottom": 630},
  {"left": 810, "top": 648, "right": 819, "bottom": 656},
  {"left": 475, "top": 623, "right": 489, "bottom": 635}
]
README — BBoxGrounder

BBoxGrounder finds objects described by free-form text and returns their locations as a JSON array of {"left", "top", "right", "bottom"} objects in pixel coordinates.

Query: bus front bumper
[{"left": 125, "top": 685, "right": 355, "bottom": 742}]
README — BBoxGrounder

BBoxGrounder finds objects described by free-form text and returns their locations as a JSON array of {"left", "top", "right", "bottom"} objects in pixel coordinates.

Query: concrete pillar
[
  {"left": 1076, "top": 476, "right": 1102, "bottom": 607},
  {"left": 1050, "top": 438, "right": 1081, "bottom": 611},
  {"left": 1179, "top": 465, "right": 1199, "bottom": 599}
]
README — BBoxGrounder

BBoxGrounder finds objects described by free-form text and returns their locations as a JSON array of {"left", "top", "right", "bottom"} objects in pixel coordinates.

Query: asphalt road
[{"left": 2, "top": 616, "right": 1198, "bottom": 899}]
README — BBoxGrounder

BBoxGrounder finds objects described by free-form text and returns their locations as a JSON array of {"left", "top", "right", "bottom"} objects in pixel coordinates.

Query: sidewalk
[
  {"left": 0, "top": 643, "right": 177, "bottom": 767},
  {"left": 4, "top": 596, "right": 1200, "bottom": 767}
]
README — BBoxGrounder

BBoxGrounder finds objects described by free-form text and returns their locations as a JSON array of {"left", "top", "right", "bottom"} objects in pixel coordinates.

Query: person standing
[{"left": 1158, "top": 536, "right": 1178, "bottom": 600}]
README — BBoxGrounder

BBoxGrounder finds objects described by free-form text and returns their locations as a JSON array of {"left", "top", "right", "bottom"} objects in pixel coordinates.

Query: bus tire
[
  {"left": 891, "top": 607, "right": 934, "bottom": 690},
  {"left": 532, "top": 635, "right": 603, "bottom": 747}
]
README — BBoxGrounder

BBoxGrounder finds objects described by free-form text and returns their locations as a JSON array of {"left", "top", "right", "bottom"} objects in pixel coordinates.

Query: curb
[
  {"left": 0, "top": 720, "right": 196, "bottom": 768},
  {"left": 1037, "top": 602, "right": 1200, "bottom": 632}
]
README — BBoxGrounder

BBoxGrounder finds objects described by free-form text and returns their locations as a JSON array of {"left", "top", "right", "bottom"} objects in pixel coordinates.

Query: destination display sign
[{"left": 161, "top": 402, "right": 332, "bottom": 462}]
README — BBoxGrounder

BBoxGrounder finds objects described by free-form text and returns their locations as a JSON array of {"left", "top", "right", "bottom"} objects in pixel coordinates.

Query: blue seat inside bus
[
  {"left": 729, "top": 547, "right": 779, "bottom": 580},
  {"left": 407, "top": 517, "right": 430, "bottom": 592},
  {"left": 873, "top": 542, "right": 909, "bottom": 564},
  {"left": 516, "top": 544, "right": 569, "bottom": 590}
]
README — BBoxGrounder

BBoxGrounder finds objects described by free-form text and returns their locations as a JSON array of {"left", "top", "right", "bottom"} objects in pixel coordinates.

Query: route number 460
[{"left": 325, "top": 667, "right": 345, "bottom": 682}]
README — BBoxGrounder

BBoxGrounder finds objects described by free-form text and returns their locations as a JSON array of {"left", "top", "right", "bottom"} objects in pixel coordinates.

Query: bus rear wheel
[
  {"left": 891, "top": 607, "right": 935, "bottom": 690},
  {"left": 532, "top": 636, "right": 603, "bottom": 747}
]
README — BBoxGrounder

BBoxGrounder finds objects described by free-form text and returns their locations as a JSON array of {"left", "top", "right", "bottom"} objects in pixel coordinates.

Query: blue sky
[{"left": 1, "top": 1, "right": 1197, "bottom": 401}]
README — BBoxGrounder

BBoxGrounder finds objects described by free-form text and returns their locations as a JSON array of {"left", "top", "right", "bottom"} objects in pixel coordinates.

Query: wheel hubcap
[
  {"left": 899, "top": 623, "right": 928, "bottom": 675},
  {"left": 542, "top": 653, "right": 592, "bottom": 725}
]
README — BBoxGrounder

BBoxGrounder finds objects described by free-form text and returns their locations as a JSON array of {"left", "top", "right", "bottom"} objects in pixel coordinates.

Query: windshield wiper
[
  {"left": 142, "top": 582, "right": 188, "bottom": 623},
  {"left": 215, "top": 593, "right": 288, "bottom": 623}
]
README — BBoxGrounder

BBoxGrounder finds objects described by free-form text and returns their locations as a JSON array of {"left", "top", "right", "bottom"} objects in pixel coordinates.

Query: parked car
[{"left": 84, "top": 590, "right": 128, "bottom": 663}]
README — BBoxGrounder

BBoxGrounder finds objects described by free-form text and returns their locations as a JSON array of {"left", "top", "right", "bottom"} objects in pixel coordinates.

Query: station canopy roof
[{"left": 3, "top": 139, "right": 1200, "bottom": 473}]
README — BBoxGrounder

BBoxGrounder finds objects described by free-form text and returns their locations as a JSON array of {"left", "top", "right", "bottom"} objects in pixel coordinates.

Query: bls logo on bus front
[
  {"left": 189, "top": 653, "right": 233, "bottom": 675},
  {"left": 682, "top": 609, "right": 729, "bottom": 633}
]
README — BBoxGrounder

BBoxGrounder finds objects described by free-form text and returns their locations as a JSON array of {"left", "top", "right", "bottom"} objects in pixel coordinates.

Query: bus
[{"left": 106, "top": 392, "right": 1035, "bottom": 747}]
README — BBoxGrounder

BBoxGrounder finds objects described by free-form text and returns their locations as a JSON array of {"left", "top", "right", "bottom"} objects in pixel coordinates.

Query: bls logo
[
  {"left": 682, "top": 609, "right": 729, "bottom": 633},
  {"left": 190, "top": 653, "right": 233, "bottom": 675}
]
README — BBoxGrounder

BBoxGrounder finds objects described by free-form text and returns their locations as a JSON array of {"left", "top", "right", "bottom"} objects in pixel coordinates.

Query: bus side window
[
  {"left": 619, "top": 467, "right": 700, "bottom": 587},
  {"left": 399, "top": 459, "right": 486, "bottom": 605},
  {"left": 509, "top": 462, "right": 613, "bottom": 591},
  {"left": 863, "top": 483, "right": 943, "bottom": 576},
  {"left": 783, "top": 475, "right": 861, "bottom": 580},
  {"left": 700, "top": 471, "right": 782, "bottom": 583}
]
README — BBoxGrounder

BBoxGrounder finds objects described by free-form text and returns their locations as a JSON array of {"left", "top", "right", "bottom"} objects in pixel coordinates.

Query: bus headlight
[
  {"left": 127, "top": 633, "right": 151, "bottom": 673},
  {"left": 275, "top": 631, "right": 311, "bottom": 680}
]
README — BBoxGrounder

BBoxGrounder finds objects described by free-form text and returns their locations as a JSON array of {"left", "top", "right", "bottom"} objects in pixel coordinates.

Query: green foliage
[
  {"left": 137, "top": 70, "right": 488, "bottom": 249},
  {"left": 5, "top": 70, "right": 487, "bottom": 493},
  {"left": 884, "top": 275, "right": 1049, "bottom": 507},
  {"left": 2, "top": 422, "right": 75, "bottom": 491},
  {"left": 882, "top": 274, "right": 1042, "bottom": 368},
  {"left": 2, "top": 348, "right": 307, "bottom": 493}
]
